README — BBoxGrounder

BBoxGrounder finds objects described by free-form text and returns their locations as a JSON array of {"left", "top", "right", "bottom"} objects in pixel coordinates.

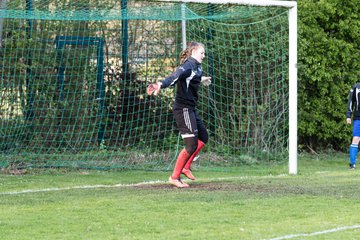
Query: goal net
[{"left": 0, "top": 0, "right": 294, "bottom": 170}]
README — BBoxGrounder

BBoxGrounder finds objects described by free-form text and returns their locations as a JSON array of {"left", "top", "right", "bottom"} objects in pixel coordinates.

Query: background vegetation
[{"left": 298, "top": 0, "right": 360, "bottom": 151}]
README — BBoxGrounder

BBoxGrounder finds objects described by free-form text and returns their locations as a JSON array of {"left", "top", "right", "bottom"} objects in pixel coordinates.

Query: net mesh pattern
[{"left": 0, "top": 0, "right": 289, "bottom": 170}]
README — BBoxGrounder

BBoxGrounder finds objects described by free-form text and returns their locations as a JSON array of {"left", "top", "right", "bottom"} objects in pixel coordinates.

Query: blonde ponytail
[{"left": 179, "top": 48, "right": 190, "bottom": 64}]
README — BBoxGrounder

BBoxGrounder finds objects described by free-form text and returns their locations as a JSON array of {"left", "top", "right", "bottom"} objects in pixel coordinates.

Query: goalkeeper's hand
[
  {"left": 147, "top": 82, "right": 161, "bottom": 95},
  {"left": 201, "top": 76, "right": 212, "bottom": 86}
]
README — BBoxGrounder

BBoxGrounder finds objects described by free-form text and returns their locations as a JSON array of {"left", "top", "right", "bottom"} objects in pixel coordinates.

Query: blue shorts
[{"left": 353, "top": 120, "right": 360, "bottom": 137}]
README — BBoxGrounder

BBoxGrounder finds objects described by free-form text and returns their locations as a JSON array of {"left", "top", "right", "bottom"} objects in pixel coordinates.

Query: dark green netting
[
  {"left": 0, "top": 0, "right": 289, "bottom": 170},
  {"left": 3, "top": 0, "right": 287, "bottom": 22}
]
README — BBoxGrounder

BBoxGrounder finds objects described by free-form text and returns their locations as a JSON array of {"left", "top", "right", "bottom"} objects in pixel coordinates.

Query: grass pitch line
[
  {"left": 0, "top": 180, "right": 165, "bottom": 195},
  {"left": 267, "top": 225, "right": 360, "bottom": 240},
  {"left": 0, "top": 174, "right": 288, "bottom": 196}
]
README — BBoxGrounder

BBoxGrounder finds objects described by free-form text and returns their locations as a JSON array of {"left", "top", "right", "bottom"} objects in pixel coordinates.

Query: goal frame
[{"left": 158, "top": 0, "right": 298, "bottom": 174}]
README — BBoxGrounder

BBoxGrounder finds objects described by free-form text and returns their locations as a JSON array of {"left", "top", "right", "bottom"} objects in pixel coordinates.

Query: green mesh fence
[{"left": 0, "top": 0, "right": 289, "bottom": 170}]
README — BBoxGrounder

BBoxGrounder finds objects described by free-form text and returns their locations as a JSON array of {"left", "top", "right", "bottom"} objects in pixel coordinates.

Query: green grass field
[{"left": 1, "top": 153, "right": 360, "bottom": 240}]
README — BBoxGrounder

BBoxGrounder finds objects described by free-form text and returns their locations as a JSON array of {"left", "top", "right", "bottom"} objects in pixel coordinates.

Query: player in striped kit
[
  {"left": 147, "top": 41, "right": 211, "bottom": 187},
  {"left": 346, "top": 83, "right": 360, "bottom": 170}
]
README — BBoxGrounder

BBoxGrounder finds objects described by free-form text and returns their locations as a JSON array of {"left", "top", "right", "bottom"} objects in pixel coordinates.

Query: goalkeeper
[
  {"left": 346, "top": 83, "right": 360, "bottom": 170},
  {"left": 147, "top": 41, "right": 211, "bottom": 188}
]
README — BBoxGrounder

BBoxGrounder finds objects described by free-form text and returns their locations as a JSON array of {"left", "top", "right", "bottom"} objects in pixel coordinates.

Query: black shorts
[{"left": 173, "top": 107, "right": 208, "bottom": 142}]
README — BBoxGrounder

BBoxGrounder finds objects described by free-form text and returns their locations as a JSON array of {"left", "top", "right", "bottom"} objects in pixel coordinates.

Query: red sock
[
  {"left": 184, "top": 140, "right": 205, "bottom": 170},
  {"left": 171, "top": 148, "right": 191, "bottom": 179}
]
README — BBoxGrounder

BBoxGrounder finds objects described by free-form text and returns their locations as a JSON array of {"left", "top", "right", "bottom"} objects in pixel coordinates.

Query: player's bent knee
[
  {"left": 185, "top": 144, "right": 197, "bottom": 155},
  {"left": 200, "top": 136, "right": 208, "bottom": 144},
  {"left": 184, "top": 137, "right": 198, "bottom": 155}
]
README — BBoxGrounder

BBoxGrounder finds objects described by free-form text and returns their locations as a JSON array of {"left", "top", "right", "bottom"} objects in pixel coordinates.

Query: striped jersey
[
  {"left": 346, "top": 83, "right": 360, "bottom": 120},
  {"left": 160, "top": 57, "right": 202, "bottom": 109}
]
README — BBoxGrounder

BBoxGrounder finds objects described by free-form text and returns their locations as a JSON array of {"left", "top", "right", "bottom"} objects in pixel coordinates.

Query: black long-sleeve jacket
[
  {"left": 346, "top": 83, "right": 360, "bottom": 120},
  {"left": 160, "top": 57, "right": 202, "bottom": 109}
]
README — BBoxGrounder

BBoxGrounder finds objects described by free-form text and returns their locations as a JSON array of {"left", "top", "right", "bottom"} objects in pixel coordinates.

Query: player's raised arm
[{"left": 147, "top": 63, "right": 191, "bottom": 96}]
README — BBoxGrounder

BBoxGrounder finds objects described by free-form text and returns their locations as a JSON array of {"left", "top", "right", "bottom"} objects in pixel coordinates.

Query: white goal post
[{"left": 159, "top": 0, "right": 298, "bottom": 175}]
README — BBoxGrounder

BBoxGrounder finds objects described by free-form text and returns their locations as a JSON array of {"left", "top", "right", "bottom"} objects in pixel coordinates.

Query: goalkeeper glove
[
  {"left": 147, "top": 82, "right": 162, "bottom": 95},
  {"left": 201, "top": 76, "right": 212, "bottom": 86}
]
